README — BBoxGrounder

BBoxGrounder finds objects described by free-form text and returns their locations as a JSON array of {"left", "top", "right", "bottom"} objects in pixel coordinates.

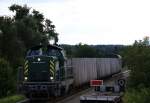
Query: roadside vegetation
[
  {"left": 121, "top": 36, "right": 150, "bottom": 103},
  {"left": 0, "top": 4, "right": 58, "bottom": 98},
  {"left": 123, "top": 88, "right": 150, "bottom": 103},
  {"left": 0, "top": 58, "right": 14, "bottom": 97},
  {"left": 0, "top": 95, "right": 25, "bottom": 103}
]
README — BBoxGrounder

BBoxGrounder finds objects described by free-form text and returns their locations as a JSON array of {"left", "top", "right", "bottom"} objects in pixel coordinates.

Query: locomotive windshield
[
  {"left": 26, "top": 45, "right": 64, "bottom": 58},
  {"left": 27, "top": 49, "right": 43, "bottom": 56}
]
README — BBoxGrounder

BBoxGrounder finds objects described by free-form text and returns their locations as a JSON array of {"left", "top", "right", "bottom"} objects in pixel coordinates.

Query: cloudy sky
[{"left": 0, "top": 0, "right": 150, "bottom": 45}]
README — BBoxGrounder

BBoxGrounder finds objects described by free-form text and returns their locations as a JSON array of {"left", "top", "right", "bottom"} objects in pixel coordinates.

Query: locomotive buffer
[{"left": 80, "top": 79, "right": 125, "bottom": 103}]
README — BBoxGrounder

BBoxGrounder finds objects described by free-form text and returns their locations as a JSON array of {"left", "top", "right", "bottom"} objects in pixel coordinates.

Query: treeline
[
  {"left": 121, "top": 37, "right": 150, "bottom": 103},
  {"left": 61, "top": 44, "right": 124, "bottom": 58},
  {"left": 0, "top": 4, "right": 58, "bottom": 97}
]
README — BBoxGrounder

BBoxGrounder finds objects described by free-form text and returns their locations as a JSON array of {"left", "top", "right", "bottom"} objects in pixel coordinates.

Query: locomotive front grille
[
  {"left": 26, "top": 56, "right": 51, "bottom": 82},
  {"left": 30, "top": 62, "right": 49, "bottom": 81},
  {"left": 25, "top": 56, "right": 57, "bottom": 82}
]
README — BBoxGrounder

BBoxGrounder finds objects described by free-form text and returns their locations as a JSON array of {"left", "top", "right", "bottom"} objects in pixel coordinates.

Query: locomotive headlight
[
  {"left": 50, "top": 77, "right": 54, "bottom": 80},
  {"left": 24, "top": 77, "right": 28, "bottom": 80},
  {"left": 37, "top": 58, "right": 41, "bottom": 62}
]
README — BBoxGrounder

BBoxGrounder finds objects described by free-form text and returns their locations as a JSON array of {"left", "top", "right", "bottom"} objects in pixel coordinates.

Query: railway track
[
  {"left": 16, "top": 87, "right": 92, "bottom": 103},
  {"left": 16, "top": 99, "right": 30, "bottom": 103},
  {"left": 56, "top": 88, "right": 92, "bottom": 103}
]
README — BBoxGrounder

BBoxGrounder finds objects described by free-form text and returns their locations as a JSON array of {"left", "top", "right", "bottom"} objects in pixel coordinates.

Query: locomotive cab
[{"left": 19, "top": 45, "right": 74, "bottom": 98}]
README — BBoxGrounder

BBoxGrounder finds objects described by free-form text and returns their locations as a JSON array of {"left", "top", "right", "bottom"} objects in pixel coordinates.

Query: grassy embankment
[
  {"left": 123, "top": 88, "right": 150, "bottom": 103},
  {"left": 0, "top": 95, "right": 25, "bottom": 103}
]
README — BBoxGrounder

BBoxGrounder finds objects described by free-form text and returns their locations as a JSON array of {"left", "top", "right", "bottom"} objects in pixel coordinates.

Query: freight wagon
[
  {"left": 17, "top": 44, "right": 122, "bottom": 99},
  {"left": 66, "top": 58, "right": 121, "bottom": 86}
]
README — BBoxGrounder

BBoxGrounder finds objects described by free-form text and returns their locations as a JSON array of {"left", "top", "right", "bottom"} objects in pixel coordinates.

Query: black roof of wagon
[{"left": 30, "top": 44, "right": 62, "bottom": 50}]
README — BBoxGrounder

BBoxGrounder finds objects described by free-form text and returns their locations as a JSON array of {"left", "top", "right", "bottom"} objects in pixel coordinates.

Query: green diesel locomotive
[{"left": 18, "top": 45, "right": 74, "bottom": 99}]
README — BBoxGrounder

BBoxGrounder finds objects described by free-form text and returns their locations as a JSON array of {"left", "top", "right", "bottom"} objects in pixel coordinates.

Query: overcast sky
[{"left": 0, "top": 0, "right": 150, "bottom": 45}]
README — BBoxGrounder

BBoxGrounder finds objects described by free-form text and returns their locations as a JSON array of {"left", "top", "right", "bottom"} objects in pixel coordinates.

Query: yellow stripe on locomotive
[{"left": 49, "top": 60, "right": 55, "bottom": 78}]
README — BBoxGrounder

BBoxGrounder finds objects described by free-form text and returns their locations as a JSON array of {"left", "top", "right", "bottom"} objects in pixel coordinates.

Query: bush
[
  {"left": 123, "top": 88, "right": 150, "bottom": 103},
  {"left": 0, "top": 58, "right": 15, "bottom": 98}
]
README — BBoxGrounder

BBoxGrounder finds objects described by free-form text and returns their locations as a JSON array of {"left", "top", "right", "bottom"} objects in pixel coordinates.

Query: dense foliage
[
  {"left": 0, "top": 4, "right": 58, "bottom": 98},
  {"left": 122, "top": 45, "right": 150, "bottom": 88},
  {"left": 121, "top": 37, "right": 150, "bottom": 88},
  {"left": 0, "top": 59, "right": 14, "bottom": 97},
  {"left": 0, "top": 4, "right": 58, "bottom": 66},
  {"left": 122, "top": 37, "right": 150, "bottom": 103}
]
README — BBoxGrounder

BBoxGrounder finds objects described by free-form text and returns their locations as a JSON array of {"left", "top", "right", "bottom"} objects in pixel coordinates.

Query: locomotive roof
[{"left": 30, "top": 44, "right": 63, "bottom": 50}]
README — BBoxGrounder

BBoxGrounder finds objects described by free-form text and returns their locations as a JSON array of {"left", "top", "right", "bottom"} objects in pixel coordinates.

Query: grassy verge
[
  {"left": 0, "top": 95, "right": 25, "bottom": 103},
  {"left": 123, "top": 88, "right": 150, "bottom": 103}
]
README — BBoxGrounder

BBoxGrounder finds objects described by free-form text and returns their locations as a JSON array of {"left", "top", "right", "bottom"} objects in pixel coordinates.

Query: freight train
[
  {"left": 18, "top": 45, "right": 74, "bottom": 98},
  {"left": 17, "top": 44, "right": 121, "bottom": 99}
]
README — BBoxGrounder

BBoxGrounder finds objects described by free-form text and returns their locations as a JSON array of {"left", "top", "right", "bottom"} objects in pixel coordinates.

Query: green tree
[
  {"left": 73, "top": 43, "right": 99, "bottom": 57},
  {"left": 121, "top": 36, "right": 150, "bottom": 88},
  {"left": 0, "top": 4, "right": 59, "bottom": 66},
  {"left": 0, "top": 16, "right": 24, "bottom": 66},
  {"left": 45, "top": 19, "right": 59, "bottom": 44},
  {"left": 9, "top": 4, "right": 30, "bottom": 20},
  {"left": 8, "top": 4, "right": 58, "bottom": 48},
  {"left": 122, "top": 36, "right": 150, "bottom": 103}
]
